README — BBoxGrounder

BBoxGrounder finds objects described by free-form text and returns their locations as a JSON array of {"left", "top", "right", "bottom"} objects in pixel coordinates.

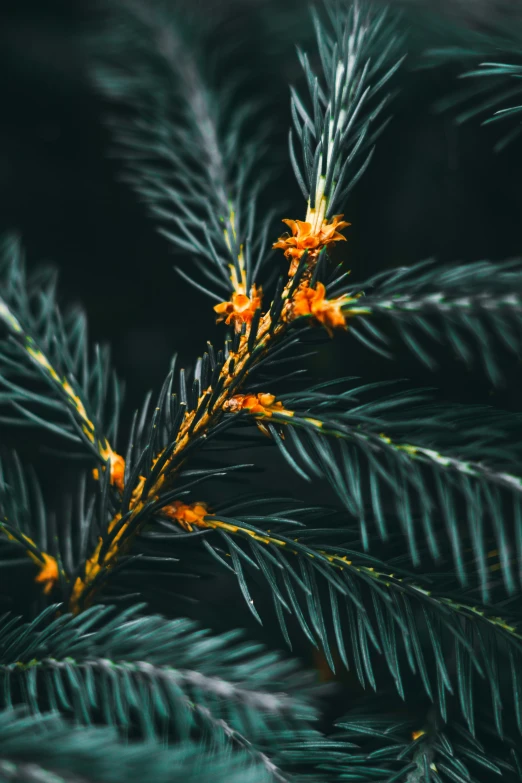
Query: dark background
[{"left": 2, "top": 0, "right": 522, "bottom": 674}]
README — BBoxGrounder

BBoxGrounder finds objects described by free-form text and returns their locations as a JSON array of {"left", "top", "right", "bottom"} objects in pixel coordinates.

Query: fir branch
[
  {"left": 95, "top": 0, "right": 275, "bottom": 299},
  {"left": 218, "top": 381, "right": 522, "bottom": 600},
  {"left": 0, "top": 453, "right": 63, "bottom": 594},
  {"left": 150, "top": 493, "right": 522, "bottom": 739},
  {"left": 290, "top": 0, "right": 405, "bottom": 220},
  {"left": 326, "top": 257, "right": 522, "bottom": 383},
  {"left": 64, "top": 262, "right": 336, "bottom": 611},
  {"left": 0, "top": 235, "right": 121, "bottom": 465},
  {"left": 0, "top": 603, "right": 323, "bottom": 779},
  {"left": 63, "top": 0, "right": 405, "bottom": 617},
  {"left": 65, "top": 252, "right": 522, "bottom": 609},
  {"left": 301, "top": 703, "right": 522, "bottom": 782},
  {"left": 0, "top": 707, "right": 271, "bottom": 783}
]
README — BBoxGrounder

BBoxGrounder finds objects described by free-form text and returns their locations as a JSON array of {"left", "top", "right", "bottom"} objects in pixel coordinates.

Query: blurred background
[{"left": 2, "top": 0, "right": 522, "bottom": 681}]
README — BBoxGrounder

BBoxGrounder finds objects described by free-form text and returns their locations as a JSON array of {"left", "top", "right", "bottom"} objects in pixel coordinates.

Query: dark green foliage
[
  {"left": 0, "top": 453, "right": 49, "bottom": 571},
  {"left": 0, "top": 604, "right": 331, "bottom": 780},
  {"left": 0, "top": 707, "right": 271, "bottom": 783},
  {"left": 0, "top": 603, "right": 315, "bottom": 734},
  {"left": 2, "top": 1, "right": 522, "bottom": 781},
  {"left": 93, "top": 0, "right": 276, "bottom": 299},
  {"left": 157, "top": 490, "right": 522, "bottom": 740},
  {"left": 314, "top": 704, "right": 522, "bottom": 782},
  {"left": 289, "top": 0, "right": 405, "bottom": 215},
  {"left": 0, "top": 450, "right": 128, "bottom": 604},
  {"left": 333, "top": 258, "right": 522, "bottom": 383},
  {"left": 0, "top": 235, "right": 121, "bottom": 460},
  {"left": 260, "top": 380, "right": 522, "bottom": 596}
]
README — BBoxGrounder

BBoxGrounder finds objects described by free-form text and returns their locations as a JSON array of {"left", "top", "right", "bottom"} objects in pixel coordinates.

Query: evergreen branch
[
  {"left": 2, "top": 3, "right": 522, "bottom": 774},
  {"left": 151, "top": 495, "right": 522, "bottom": 739},
  {"left": 0, "top": 707, "right": 271, "bottom": 783},
  {"left": 302, "top": 703, "right": 522, "bottom": 782},
  {"left": 38, "top": 247, "right": 522, "bottom": 615},
  {"left": 0, "top": 451, "right": 144, "bottom": 605},
  {"left": 0, "top": 452, "right": 66, "bottom": 594},
  {"left": 65, "top": 259, "right": 334, "bottom": 611},
  {"left": 290, "top": 0, "right": 405, "bottom": 221},
  {"left": 218, "top": 381, "right": 522, "bottom": 600},
  {"left": 326, "top": 258, "right": 522, "bottom": 383},
  {"left": 0, "top": 235, "right": 121, "bottom": 465},
  {"left": 0, "top": 604, "right": 322, "bottom": 777},
  {"left": 95, "top": 0, "right": 275, "bottom": 298},
  {"left": 65, "top": 250, "right": 522, "bottom": 610},
  {"left": 68, "top": 0, "right": 409, "bottom": 614}
]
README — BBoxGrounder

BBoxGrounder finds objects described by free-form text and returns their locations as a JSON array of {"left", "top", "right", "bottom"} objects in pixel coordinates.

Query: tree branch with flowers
[{"left": 3, "top": 0, "right": 522, "bottom": 780}]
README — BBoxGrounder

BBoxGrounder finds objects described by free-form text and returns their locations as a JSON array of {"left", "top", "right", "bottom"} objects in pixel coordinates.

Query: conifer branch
[
  {"left": 0, "top": 236, "right": 121, "bottom": 466},
  {"left": 304, "top": 703, "right": 522, "bottom": 781},
  {"left": 19, "top": 241, "right": 522, "bottom": 614},
  {"left": 95, "top": 0, "right": 275, "bottom": 300},
  {"left": 290, "top": 0, "right": 405, "bottom": 221},
  {"left": 0, "top": 605, "right": 328, "bottom": 781},
  {"left": 0, "top": 453, "right": 64, "bottom": 593},
  {"left": 150, "top": 494, "right": 522, "bottom": 737},
  {"left": 327, "top": 258, "right": 522, "bottom": 381},
  {"left": 65, "top": 243, "right": 351, "bottom": 612},
  {"left": 0, "top": 707, "right": 272, "bottom": 783},
  {"left": 3, "top": 4, "right": 522, "bottom": 773},
  {"left": 219, "top": 382, "right": 522, "bottom": 598}
]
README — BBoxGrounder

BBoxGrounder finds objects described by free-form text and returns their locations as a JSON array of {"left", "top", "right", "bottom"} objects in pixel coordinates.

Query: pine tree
[{"left": 1, "top": 0, "right": 522, "bottom": 780}]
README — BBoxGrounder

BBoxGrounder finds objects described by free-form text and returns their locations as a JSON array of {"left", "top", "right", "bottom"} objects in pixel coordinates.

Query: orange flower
[
  {"left": 162, "top": 500, "right": 209, "bottom": 532},
  {"left": 223, "top": 392, "right": 293, "bottom": 418},
  {"left": 273, "top": 215, "right": 350, "bottom": 275},
  {"left": 35, "top": 553, "right": 60, "bottom": 595},
  {"left": 292, "top": 282, "right": 347, "bottom": 336},
  {"left": 214, "top": 285, "right": 262, "bottom": 332}
]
